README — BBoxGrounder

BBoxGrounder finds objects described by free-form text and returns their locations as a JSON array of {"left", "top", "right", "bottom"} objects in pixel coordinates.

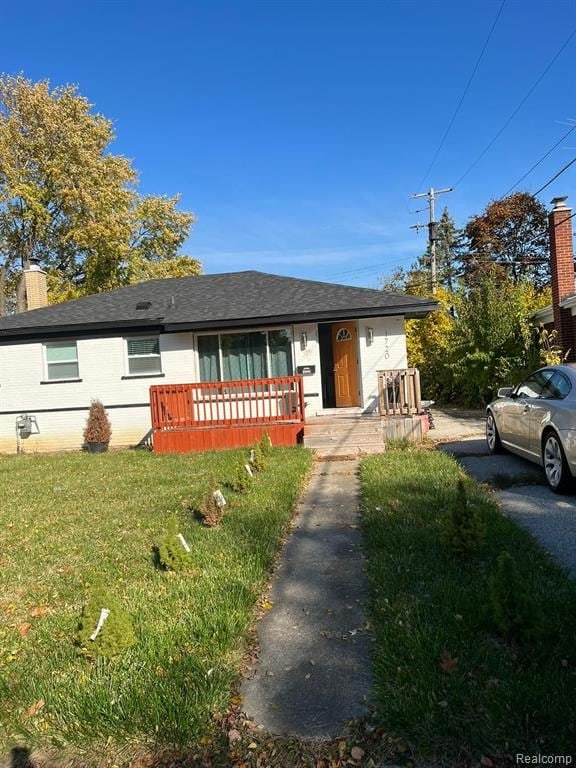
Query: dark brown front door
[{"left": 331, "top": 322, "right": 360, "bottom": 407}]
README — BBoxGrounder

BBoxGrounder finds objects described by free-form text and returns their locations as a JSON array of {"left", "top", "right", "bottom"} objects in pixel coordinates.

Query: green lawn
[
  {"left": 361, "top": 447, "right": 576, "bottom": 763},
  {"left": 0, "top": 447, "right": 312, "bottom": 756}
]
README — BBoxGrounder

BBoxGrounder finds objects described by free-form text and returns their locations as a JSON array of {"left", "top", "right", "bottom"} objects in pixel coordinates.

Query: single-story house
[{"left": 0, "top": 270, "right": 437, "bottom": 454}]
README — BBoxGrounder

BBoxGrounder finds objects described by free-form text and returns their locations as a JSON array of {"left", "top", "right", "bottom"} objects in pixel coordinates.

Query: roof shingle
[{"left": 0, "top": 271, "right": 438, "bottom": 340}]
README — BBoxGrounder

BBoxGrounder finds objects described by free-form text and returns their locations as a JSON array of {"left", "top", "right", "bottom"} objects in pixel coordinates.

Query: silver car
[{"left": 486, "top": 364, "right": 576, "bottom": 493}]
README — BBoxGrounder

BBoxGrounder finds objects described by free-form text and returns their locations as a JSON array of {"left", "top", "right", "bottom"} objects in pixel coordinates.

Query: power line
[
  {"left": 416, "top": 0, "right": 506, "bottom": 193},
  {"left": 336, "top": 208, "right": 576, "bottom": 285},
  {"left": 523, "top": 209, "right": 576, "bottom": 249},
  {"left": 330, "top": 253, "right": 422, "bottom": 278},
  {"left": 533, "top": 156, "right": 576, "bottom": 196},
  {"left": 502, "top": 122, "right": 576, "bottom": 196},
  {"left": 454, "top": 25, "right": 576, "bottom": 187}
]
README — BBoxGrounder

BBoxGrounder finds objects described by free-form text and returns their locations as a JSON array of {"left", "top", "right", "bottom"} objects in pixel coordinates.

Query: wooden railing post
[{"left": 377, "top": 368, "right": 421, "bottom": 416}]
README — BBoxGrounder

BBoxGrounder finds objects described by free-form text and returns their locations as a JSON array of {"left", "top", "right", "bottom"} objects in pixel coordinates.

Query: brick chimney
[
  {"left": 16, "top": 258, "right": 48, "bottom": 312},
  {"left": 549, "top": 196, "right": 575, "bottom": 358}
]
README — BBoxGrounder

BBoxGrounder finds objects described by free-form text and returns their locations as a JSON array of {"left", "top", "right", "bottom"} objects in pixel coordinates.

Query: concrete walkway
[{"left": 241, "top": 459, "right": 373, "bottom": 738}]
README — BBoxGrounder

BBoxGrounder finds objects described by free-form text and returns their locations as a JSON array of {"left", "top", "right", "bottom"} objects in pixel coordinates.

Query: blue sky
[{"left": 4, "top": 0, "right": 576, "bottom": 286}]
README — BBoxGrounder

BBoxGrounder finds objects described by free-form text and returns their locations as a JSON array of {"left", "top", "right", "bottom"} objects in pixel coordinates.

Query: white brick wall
[
  {"left": 357, "top": 316, "right": 407, "bottom": 413},
  {"left": 292, "top": 323, "right": 322, "bottom": 418},
  {"left": 0, "top": 332, "right": 194, "bottom": 454},
  {"left": 0, "top": 317, "right": 408, "bottom": 452}
]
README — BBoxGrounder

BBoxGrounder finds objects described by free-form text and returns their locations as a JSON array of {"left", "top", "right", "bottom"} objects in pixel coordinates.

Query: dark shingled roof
[{"left": 0, "top": 271, "right": 438, "bottom": 341}]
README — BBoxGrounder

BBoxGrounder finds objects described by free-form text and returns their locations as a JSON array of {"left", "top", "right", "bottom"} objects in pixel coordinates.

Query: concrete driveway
[{"left": 433, "top": 410, "right": 576, "bottom": 577}]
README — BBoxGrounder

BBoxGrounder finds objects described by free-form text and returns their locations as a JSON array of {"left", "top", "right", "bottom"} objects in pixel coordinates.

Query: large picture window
[
  {"left": 44, "top": 341, "right": 79, "bottom": 381},
  {"left": 198, "top": 329, "right": 293, "bottom": 382},
  {"left": 126, "top": 337, "right": 162, "bottom": 375}
]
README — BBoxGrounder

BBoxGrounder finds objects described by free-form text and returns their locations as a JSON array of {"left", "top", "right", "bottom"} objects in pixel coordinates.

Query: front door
[{"left": 331, "top": 322, "right": 360, "bottom": 407}]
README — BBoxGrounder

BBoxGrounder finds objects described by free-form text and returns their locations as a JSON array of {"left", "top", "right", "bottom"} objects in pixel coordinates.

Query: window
[
  {"left": 221, "top": 331, "right": 267, "bottom": 380},
  {"left": 198, "top": 334, "right": 220, "bottom": 382},
  {"left": 268, "top": 329, "right": 293, "bottom": 377},
  {"left": 198, "top": 329, "right": 294, "bottom": 382},
  {"left": 335, "top": 327, "right": 352, "bottom": 342},
  {"left": 126, "top": 336, "right": 161, "bottom": 375},
  {"left": 515, "top": 370, "right": 553, "bottom": 399},
  {"left": 45, "top": 341, "right": 79, "bottom": 381},
  {"left": 543, "top": 371, "right": 572, "bottom": 400}
]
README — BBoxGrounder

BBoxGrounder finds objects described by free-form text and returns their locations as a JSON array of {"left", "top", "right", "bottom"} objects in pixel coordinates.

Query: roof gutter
[{"left": 0, "top": 318, "right": 165, "bottom": 344}]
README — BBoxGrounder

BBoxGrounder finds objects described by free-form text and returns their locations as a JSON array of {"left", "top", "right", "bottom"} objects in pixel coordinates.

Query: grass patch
[
  {"left": 361, "top": 447, "right": 576, "bottom": 763},
  {"left": 0, "top": 447, "right": 311, "bottom": 755}
]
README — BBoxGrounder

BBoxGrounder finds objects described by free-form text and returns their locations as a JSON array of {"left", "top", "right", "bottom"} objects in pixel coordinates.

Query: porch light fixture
[
  {"left": 366, "top": 327, "right": 374, "bottom": 346},
  {"left": 300, "top": 331, "right": 308, "bottom": 350}
]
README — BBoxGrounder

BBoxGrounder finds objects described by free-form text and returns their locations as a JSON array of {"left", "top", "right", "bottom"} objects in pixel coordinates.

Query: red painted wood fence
[{"left": 150, "top": 376, "right": 305, "bottom": 453}]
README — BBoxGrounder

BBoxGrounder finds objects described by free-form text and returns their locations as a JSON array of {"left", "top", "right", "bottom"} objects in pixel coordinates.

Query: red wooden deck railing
[{"left": 150, "top": 376, "right": 305, "bottom": 453}]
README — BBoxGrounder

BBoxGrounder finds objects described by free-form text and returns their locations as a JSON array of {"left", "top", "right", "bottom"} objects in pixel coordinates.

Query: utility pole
[{"left": 410, "top": 186, "right": 453, "bottom": 294}]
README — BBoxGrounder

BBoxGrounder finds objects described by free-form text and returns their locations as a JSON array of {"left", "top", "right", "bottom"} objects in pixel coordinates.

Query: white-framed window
[
  {"left": 126, "top": 336, "right": 162, "bottom": 375},
  {"left": 44, "top": 341, "right": 79, "bottom": 381},
  {"left": 197, "top": 329, "right": 293, "bottom": 382}
]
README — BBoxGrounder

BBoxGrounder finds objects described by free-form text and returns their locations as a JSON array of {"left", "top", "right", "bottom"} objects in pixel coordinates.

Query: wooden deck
[{"left": 150, "top": 376, "right": 305, "bottom": 453}]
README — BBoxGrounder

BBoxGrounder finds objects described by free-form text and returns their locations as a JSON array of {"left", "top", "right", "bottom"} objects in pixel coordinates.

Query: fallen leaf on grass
[
  {"left": 262, "top": 601, "right": 274, "bottom": 611},
  {"left": 480, "top": 758, "right": 494, "bottom": 767},
  {"left": 440, "top": 650, "right": 458, "bottom": 673},
  {"left": 228, "top": 729, "right": 242, "bottom": 743},
  {"left": 247, "top": 742, "right": 257, "bottom": 749},
  {"left": 30, "top": 604, "right": 50, "bottom": 618},
  {"left": 351, "top": 746, "right": 365, "bottom": 761},
  {"left": 27, "top": 699, "right": 45, "bottom": 717},
  {"left": 18, "top": 623, "right": 31, "bottom": 638}
]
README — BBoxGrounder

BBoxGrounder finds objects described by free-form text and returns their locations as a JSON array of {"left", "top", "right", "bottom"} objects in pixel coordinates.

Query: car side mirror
[{"left": 497, "top": 387, "right": 514, "bottom": 398}]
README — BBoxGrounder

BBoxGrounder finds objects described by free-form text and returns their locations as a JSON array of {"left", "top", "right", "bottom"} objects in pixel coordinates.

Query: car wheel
[
  {"left": 542, "top": 431, "right": 573, "bottom": 494},
  {"left": 486, "top": 411, "right": 503, "bottom": 454}
]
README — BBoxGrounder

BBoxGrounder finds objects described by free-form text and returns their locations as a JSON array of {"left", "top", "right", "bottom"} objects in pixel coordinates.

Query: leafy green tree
[
  {"left": 403, "top": 271, "right": 552, "bottom": 406},
  {"left": 462, "top": 192, "right": 549, "bottom": 288},
  {"left": 0, "top": 75, "right": 200, "bottom": 313}
]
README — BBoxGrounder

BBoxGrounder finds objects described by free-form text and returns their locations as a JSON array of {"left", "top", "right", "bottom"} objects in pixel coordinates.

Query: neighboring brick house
[{"left": 533, "top": 196, "right": 576, "bottom": 358}]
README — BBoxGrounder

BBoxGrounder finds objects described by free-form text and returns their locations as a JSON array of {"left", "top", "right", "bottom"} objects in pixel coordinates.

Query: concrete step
[
  {"left": 314, "top": 444, "right": 385, "bottom": 459},
  {"left": 304, "top": 433, "right": 384, "bottom": 449},
  {"left": 305, "top": 422, "right": 383, "bottom": 437}
]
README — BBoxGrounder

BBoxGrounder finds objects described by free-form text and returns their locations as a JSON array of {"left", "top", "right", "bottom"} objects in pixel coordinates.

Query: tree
[
  {"left": 0, "top": 75, "right": 200, "bottom": 313},
  {"left": 381, "top": 208, "right": 465, "bottom": 296},
  {"left": 462, "top": 192, "right": 549, "bottom": 288},
  {"left": 408, "top": 272, "right": 551, "bottom": 406}
]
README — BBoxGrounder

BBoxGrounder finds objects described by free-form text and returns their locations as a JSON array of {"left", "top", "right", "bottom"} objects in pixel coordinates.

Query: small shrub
[
  {"left": 83, "top": 399, "right": 112, "bottom": 445},
  {"left": 157, "top": 518, "right": 195, "bottom": 571},
  {"left": 488, "top": 551, "right": 544, "bottom": 643},
  {"left": 442, "top": 478, "right": 485, "bottom": 556},
  {"left": 200, "top": 490, "right": 224, "bottom": 527},
  {"left": 259, "top": 430, "right": 273, "bottom": 456},
  {"left": 230, "top": 462, "right": 254, "bottom": 494},
  {"left": 76, "top": 585, "right": 135, "bottom": 658},
  {"left": 251, "top": 442, "right": 267, "bottom": 472}
]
